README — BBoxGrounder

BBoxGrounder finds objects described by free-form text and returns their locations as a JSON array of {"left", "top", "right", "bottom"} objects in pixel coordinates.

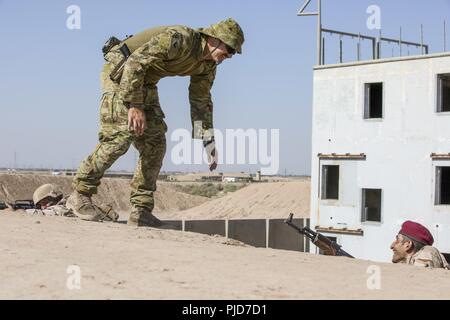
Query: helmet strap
[{"left": 203, "top": 38, "right": 222, "bottom": 61}]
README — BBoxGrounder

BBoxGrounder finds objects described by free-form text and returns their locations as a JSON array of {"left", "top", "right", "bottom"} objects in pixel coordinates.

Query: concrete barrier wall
[
  {"left": 161, "top": 220, "right": 183, "bottom": 231},
  {"left": 228, "top": 219, "right": 266, "bottom": 248},
  {"left": 184, "top": 220, "right": 226, "bottom": 237},
  {"left": 268, "top": 219, "right": 304, "bottom": 252},
  {"left": 176, "top": 218, "right": 311, "bottom": 252}
]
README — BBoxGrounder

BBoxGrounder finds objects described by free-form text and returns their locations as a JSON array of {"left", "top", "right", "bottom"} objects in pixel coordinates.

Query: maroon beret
[{"left": 399, "top": 221, "right": 434, "bottom": 246}]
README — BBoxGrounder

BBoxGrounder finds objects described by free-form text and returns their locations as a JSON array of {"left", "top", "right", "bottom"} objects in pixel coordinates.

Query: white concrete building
[
  {"left": 222, "top": 173, "right": 252, "bottom": 183},
  {"left": 310, "top": 53, "right": 450, "bottom": 262}
]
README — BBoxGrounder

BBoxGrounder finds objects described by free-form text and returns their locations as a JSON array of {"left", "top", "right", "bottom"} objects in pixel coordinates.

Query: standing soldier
[{"left": 67, "top": 18, "right": 244, "bottom": 227}]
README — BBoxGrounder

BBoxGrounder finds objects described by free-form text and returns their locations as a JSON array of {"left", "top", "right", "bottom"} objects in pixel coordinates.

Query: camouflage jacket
[
  {"left": 103, "top": 25, "right": 217, "bottom": 139},
  {"left": 26, "top": 205, "right": 75, "bottom": 217},
  {"left": 405, "top": 246, "right": 450, "bottom": 269}
]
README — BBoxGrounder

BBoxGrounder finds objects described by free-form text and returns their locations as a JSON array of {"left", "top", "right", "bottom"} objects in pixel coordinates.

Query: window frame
[
  {"left": 321, "top": 165, "right": 340, "bottom": 200},
  {"left": 364, "top": 82, "right": 384, "bottom": 120},
  {"left": 437, "top": 73, "right": 450, "bottom": 113},
  {"left": 435, "top": 166, "right": 450, "bottom": 205},
  {"left": 361, "top": 188, "right": 383, "bottom": 224}
]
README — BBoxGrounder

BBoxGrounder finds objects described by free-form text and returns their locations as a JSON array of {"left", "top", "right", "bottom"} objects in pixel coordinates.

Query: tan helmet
[
  {"left": 33, "top": 184, "right": 63, "bottom": 207},
  {"left": 199, "top": 18, "right": 245, "bottom": 54}
]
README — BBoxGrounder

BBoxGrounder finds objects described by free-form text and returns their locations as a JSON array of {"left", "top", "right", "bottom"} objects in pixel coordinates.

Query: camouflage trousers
[{"left": 73, "top": 92, "right": 167, "bottom": 211}]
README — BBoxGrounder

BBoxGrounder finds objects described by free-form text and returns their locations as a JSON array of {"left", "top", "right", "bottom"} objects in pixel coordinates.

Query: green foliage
[
  {"left": 223, "top": 184, "right": 237, "bottom": 193},
  {"left": 175, "top": 183, "right": 247, "bottom": 198}
]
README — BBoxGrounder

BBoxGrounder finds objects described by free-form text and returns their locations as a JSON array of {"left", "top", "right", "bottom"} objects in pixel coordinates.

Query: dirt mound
[
  {"left": 1, "top": 212, "right": 450, "bottom": 299},
  {"left": 164, "top": 179, "right": 310, "bottom": 219},
  {"left": 153, "top": 182, "right": 211, "bottom": 213},
  {"left": 0, "top": 174, "right": 208, "bottom": 213}
]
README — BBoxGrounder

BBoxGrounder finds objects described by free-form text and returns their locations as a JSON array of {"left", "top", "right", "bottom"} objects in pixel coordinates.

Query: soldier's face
[
  {"left": 390, "top": 234, "right": 412, "bottom": 263},
  {"left": 207, "top": 38, "right": 234, "bottom": 64},
  {"left": 38, "top": 199, "right": 51, "bottom": 209}
]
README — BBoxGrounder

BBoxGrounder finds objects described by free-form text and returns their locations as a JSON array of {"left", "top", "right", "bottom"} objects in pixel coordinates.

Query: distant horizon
[{"left": 0, "top": 167, "right": 311, "bottom": 177}]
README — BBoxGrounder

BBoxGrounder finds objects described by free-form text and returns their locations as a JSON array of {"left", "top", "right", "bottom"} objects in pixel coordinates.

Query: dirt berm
[
  {"left": 0, "top": 174, "right": 208, "bottom": 214},
  {"left": 1, "top": 212, "right": 450, "bottom": 299},
  {"left": 166, "top": 179, "right": 310, "bottom": 219}
]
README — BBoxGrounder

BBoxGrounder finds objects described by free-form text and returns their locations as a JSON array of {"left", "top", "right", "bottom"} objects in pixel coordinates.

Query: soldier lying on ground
[
  {"left": 25, "top": 184, "right": 119, "bottom": 222},
  {"left": 391, "top": 220, "right": 449, "bottom": 269}
]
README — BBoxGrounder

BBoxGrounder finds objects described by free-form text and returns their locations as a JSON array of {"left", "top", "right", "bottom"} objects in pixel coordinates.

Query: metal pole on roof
[
  {"left": 297, "top": 0, "right": 323, "bottom": 65},
  {"left": 399, "top": 27, "right": 403, "bottom": 56},
  {"left": 378, "top": 29, "right": 382, "bottom": 59},
  {"left": 420, "top": 24, "right": 424, "bottom": 55},
  {"left": 317, "top": 0, "right": 322, "bottom": 64},
  {"left": 372, "top": 37, "right": 376, "bottom": 59},
  {"left": 357, "top": 33, "right": 361, "bottom": 61},
  {"left": 322, "top": 37, "right": 325, "bottom": 64},
  {"left": 445, "top": 20, "right": 447, "bottom": 52}
]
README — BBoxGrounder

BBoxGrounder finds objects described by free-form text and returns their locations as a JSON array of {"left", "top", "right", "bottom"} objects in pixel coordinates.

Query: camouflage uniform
[
  {"left": 29, "top": 184, "right": 119, "bottom": 221},
  {"left": 72, "top": 24, "right": 219, "bottom": 211},
  {"left": 26, "top": 204, "right": 75, "bottom": 217},
  {"left": 405, "top": 246, "right": 450, "bottom": 269},
  {"left": 26, "top": 203, "right": 118, "bottom": 221}
]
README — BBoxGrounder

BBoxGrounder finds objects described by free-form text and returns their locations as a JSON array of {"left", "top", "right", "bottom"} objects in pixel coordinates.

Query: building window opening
[
  {"left": 364, "top": 83, "right": 383, "bottom": 119},
  {"left": 437, "top": 74, "right": 450, "bottom": 112},
  {"left": 361, "top": 188, "right": 382, "bottom": 222},
  {"left": 436, "top": 166, "right": 450, "bottom": 205},
  {"left": 321, "top": 165, "right": 339, "bottom": 200}
]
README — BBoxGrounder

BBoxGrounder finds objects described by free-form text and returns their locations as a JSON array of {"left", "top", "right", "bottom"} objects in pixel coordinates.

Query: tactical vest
[
  {"left": 123, "top": 26, "right": 171, "bottom": 52},
  {"left": 104, "top": 26, "right": 175, "bottom": 83}
]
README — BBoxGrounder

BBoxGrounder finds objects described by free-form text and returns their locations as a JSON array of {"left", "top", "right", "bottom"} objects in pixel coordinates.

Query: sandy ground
[
  {"left": 164, "top": 180, "right": 310, "bottom": 219},
  {"left": 1, "top": 212, "right": 450, "bottom": 300}
]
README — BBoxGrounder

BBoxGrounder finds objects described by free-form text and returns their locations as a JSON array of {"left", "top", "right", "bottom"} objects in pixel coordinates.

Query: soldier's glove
[{"left": 204, "top": 140, "right": 218, "bottom": 171}]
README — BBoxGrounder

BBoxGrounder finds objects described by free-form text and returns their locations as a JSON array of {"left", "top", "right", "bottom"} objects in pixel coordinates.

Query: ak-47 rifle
[{"left": 284, "top": 213, "right": 354, "bottom": 258}]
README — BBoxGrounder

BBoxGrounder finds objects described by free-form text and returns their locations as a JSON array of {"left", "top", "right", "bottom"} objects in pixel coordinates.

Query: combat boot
[
  {"left": 66, "top": 191, "right": 104, "bottom": 222},
  {"left": 127, "top": 206, "right": 162, "bottom": 227},
  {"left": 95, "top": 203, "right": 120, "bottom": 222}
]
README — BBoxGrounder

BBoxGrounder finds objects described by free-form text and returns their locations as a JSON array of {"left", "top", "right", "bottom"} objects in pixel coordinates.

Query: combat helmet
[
  {"left": 199, "top": 18, "right": 245, "bottom": 54},
  {"left": 33, "top": 184, "right": 63, "bottom": 208}
]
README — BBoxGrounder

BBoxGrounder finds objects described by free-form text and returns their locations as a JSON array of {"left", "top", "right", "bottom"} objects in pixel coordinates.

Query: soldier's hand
[
  {"left": 205, "top": 141, "right": 218, "bottom": 171},
  {"left": 128, "top": 107, "right": 147, "bottom": 136}
]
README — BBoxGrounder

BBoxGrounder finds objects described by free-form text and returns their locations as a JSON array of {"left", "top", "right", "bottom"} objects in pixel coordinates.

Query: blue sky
[{"left": 0, "top": 0, "right": 449, "bottom": 175}]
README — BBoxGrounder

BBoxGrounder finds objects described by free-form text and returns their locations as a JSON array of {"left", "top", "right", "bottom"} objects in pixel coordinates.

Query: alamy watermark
[
  {"left": 66, "top": 5, "right": 81, "bottom": 30},
  {"left": 366, "top": 5, "right": 381, "bottom": 30},
  {"left": 171, "top": 122, "right": 280, "bottom": 175},
  {"left": 366, "top": 265, "right": 381, "bottom": 290},
  {"left": 66, "top": 265, "right": 81, "bottom": 290}
]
